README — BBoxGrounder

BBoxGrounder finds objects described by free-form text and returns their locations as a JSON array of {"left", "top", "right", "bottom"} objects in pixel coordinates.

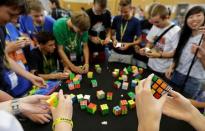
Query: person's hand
[
  {"left": 5, "top": 41, "right": 26, "bottom": 53},
  {"left": 145, "top": 50, "right": 161, "bottom": 58},
  {"left": 162, "top": 90, "right": 198, "bottom": 123},
  {"left": 29, "top": 75, "right": 46, "bottom": 87},
  {"left": 81, "top": 64, "right": 89, "bottom": 74},
  {"left": 112, "top": 40, "right": 118, "bottom": 47},
  {"left": 198, "top": 26, "right": 205, "bottom": 35},
  {"left": 70, "top": 64, "right": 83, "bottom": 74},
  {"left": 135, "top": 74, "right": 167, "bottom": 130},
  {"left": 102, "top": 37, "right": 111, "bottom": 45},
  {"left": 53, "top": 72, "right": 69, "bottom": 80},
  {"left": 19, "top": 95, "right": 50, "bottom": 114},
  {"left": 90, "top": 36, "right": 100, "bottom": 44},
  {"left": 191, "top": 44, "right": 205, "bottom": 59},
  {"left": 24, "top": 37, "right": 32, "bottom": 46},
  {"left": 23, "top": 113, "right": 52, "bottom": 124},
  {"left": 51, "top": 90, "right": 73, "bottom": 120},
  {"left": 64, "top": 67, "right": 71, "bottom": 73},
  {"left": 139, "top": 48, "right": 146, "bottom": 56},
  {"left": 165, "top": 66, "right": 174, "bottom": 80}
]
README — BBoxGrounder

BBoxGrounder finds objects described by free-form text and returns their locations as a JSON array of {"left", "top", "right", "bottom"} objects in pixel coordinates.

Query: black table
[{"left": 21, "top": 62, "right": 195, "bottom": 131}]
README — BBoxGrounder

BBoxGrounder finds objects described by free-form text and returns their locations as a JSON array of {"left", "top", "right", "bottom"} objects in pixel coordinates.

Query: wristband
[
  {"left": 52, "top": 117, "right": 73, "bottom": 130},
  {"left": 11, "top": 99, "right": 21, "bottom": 115}
]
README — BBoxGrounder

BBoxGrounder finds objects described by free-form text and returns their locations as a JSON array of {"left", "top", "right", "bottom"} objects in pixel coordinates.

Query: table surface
[{"left": 20, "top": 62, "right": 195, "bottom": 131}]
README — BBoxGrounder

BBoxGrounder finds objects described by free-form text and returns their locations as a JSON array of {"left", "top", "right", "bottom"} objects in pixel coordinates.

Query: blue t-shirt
[
  {"left": 4, "top": 23, "right": 32, "bottom": 97},
  {"left": 111, "top": 16, "right": 141, "bottom": 54},
  {"left": 19, "top": 15, "right": 55, "bottom": 38}
]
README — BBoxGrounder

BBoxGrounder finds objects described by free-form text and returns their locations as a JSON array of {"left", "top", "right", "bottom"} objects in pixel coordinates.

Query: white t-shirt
[
  {"left": 146, "top": 24, "right": 181, "bottom": 73},
  {"left": 176, "top": 34, "right": 205, "bottom": 80},
  {"left": 0, "top": 111, "right": 23, "bottom": 131}
]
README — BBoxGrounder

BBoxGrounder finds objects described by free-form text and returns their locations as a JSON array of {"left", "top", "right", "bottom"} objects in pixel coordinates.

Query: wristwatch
[{"left": 11, "top": 99, "right": 21, "bottom": 115}]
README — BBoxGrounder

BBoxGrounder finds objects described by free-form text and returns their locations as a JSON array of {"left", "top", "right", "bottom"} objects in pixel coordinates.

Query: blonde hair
[
  {"left": 27, "top": 0, "right": 44, "bottom": 13},
  {"left": 70, "top": 11, "right": 90, "bottom": 32},
  {"left": 150, "top": 4, "right": 170, "bottom": 19}
]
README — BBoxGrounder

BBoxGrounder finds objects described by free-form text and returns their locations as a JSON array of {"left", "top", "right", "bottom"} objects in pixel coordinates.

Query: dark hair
[
  {"left": 49, "top": 0, "right": 61, "bottom": 9},
  {"left": 0, "top": 0, "right": 28, "bottom": 14},
  {"left": 173, "top": 6, "right": 205, "bottom": 67},
  {"left": 119, "top": 0, "right": 131, "bottom": 7},
  {"left": 35, "top": 31, "right": 55, "bottom": 45},
  {"left": 94, "top": 0, "right": 107, "bottom": 8}
]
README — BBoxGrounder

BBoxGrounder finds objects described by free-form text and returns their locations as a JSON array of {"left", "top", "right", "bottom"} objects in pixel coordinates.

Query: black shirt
[
  {"left": 30, "top": 48, "right": 61, "bottom": 74},
  {"left": 86, "top": 8, "right": 111, "bottom": 52},
  {"left": 51, "top": 8, "right": 70, "bottom": 20}
]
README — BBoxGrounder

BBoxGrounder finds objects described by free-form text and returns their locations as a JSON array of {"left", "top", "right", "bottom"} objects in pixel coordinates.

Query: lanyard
[
  {"left": 67, "top": 32, "right": 78, "bottom": 51},
  {"left": 120, "top": 20, "right": 128, "bottom": 42},
  {"left": 33, "top": 23, "right": 44, "bottom": 33}
]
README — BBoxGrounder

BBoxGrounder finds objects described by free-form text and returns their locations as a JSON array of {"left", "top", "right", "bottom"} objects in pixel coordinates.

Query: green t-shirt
[{"left": 53, "top": 17, "right": 88, "bottom": 56}]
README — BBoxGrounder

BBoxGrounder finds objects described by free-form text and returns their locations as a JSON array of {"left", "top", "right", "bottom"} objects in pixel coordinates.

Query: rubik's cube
[
  {"left": 46, "top": 92, "right": 58, "bottom": 107},
  {"left": 151, "top": 75, "right": 172, "bottom": 99},
  {"left": 96, "top": 90, "right": 105, "bottom": 100},
  {"left": 131, "top": 79, "right": 138, "bottom": 88},
  {"left": 128, "top": 100, "right": 136, "bottom": 109},
  {"left": 113, "top": 81, "right": 121, "bottom": 89},
  {"left": 138, "top": 68, "right": 144, "bottom": 74},
  {"left": 91, "top": 79, "right": 98, "bottom": 88},
  {"left": 127, "top": 66, "right": 132, "bottom": 73},
  {"left": 87, "top": 103, "right": 97, "bottom": 114},
  {"left": 84, "top": 94, "right": 91, "bottom": 102},
  {"left": 107, "top": 92, "right": 113, "bottom": 101},
  {"left": 87, "top": 71, "right": 93, "bottom": 79},
  {"left": 75, "top": 74, "right": 82, "bottom": 81},
  {"left": 112, "top": 69, "right": 119, "bottom": 77},
  {"left": 122, "top": 82, "right": 129, "bottom": 90},
  {"left": 120, "top": 100, "right": 128, "bottom": 107},
  {"left": 77, "top": 94, "right": 84, "bottom": 103},
  {"left": 69, "top": 94, "right": 77, "bottom": 103},
  {"left": 123, "top": 67, "right": 129, "bottom": 75},
  {"left": 95, "top": 64, "right": 102, "bottom": 73},
  {"left": 74, "top": 81, "right": 81, "bottom": 89},
  {"left": 131, "top": 66, "right": 138, "bottom": 72},
  {"left": 121, "top": 105, "right": 128, "bottom": 115},
  {"left": 69, "top": 73, "right": 75, "bottom": 80},
  {"left": 113, "top": 106, "right": 121, "bottom": 116},
  {"left": 65, "top": 79, "right": 72, "bottom": 84},
  {"left": 135, "top": 74, "right": 143, "bottom": 80},
  {"left": 118, "top": 76, "right": 123, "bottom": 81},
  {"left": 80, "top": 100, "right": 88, "bottom": 110},
  {"left": 100, "top": 104, "right": 109, "bottom": 115},
  {"left": 68, "top": 83, "right": 75, "bottom": 90},
  {"left": 128, "top": 92, "right": 135, "bottom": 100},
  {"left": 122, "top": 75, "right": 128, "bottom": 81}
]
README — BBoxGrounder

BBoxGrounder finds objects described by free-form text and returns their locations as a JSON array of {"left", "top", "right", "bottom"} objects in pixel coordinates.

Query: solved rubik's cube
[
  {"left": 87, "top": 103, "right": 97, "bottom": 114},
  {"left": 128, "top": 100, "right": 136, "bottom": 109},
  {"left": 121, "top": 105, "right": 128, "bottom": 115},
  {"left": 97, "top": 90, "right": 105, "bottom": 100},
  {"left": 80, "top": 100, "right": 88, "bottom": 110},
  {"left": 87, "top": 71, "right": 93, "bottom": 79},
  {"left": 77, "top": 94, "right": 84, "bottom": 103},
  {"left": 120, "top": 100, "right": 128, "bottom": 107},
  {"left": 91, "top": 79, "right": 98, "bottom": 88},
  {"left": 100, "top": 104, "right": 109, "bottom": 115},
  {"left": 84, "top": 95, "right": 91, "bottom": 102},
  {"left": 151, "top": 75, "right": 172, "bottom": 99},
  {"left": 95, "top": 64, "right": 102, "bottom": 73},
  {"left": 127, "top": 92, "right": 135, "bottom": 100},
  {"left": 46, "top": 92, "right": 58, "bottom": 107},
  {"left": 107, "top": 92, "right": 113, "bottom": 101},
  {"left": 113, "top": 106, "right": 121, "bottom": 116},
  {"left": 122, "top": 82, "right": 129, "bottom": 90},
  {"left": 113, "top": 81, "right": 121, "bottom": 89}
]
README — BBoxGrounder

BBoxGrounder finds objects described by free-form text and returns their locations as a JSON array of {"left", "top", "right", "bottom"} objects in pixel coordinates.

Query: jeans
[{"left": 171, "top": 71, "right": 203, "bottom": 99}]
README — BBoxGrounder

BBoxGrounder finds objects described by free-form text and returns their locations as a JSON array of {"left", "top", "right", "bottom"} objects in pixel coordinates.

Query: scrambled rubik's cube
[
  {"left": 113, "top": 106, "right": 121, "bottom": 116},
  {"left": 87, "top": 71, "right": 93, "bottom": 79},
  {"left": 122, "top": 82, "right": 129, "bottom": 90},
  {"left": 46, "top": 92, "right": 58, "bottom": 107},
  {"left": 131, "top": 79, "right": 139, "bottom": 88},
  {"left": 114, "top": 81, "right": 121, "bottom": 89},
  {"left": 75, "top": 74, "right": 82, "bottom": 81},
  {"left": 87, "top": 103, "right": 97, "bottom": 114},
  {"left": 69, "top": 73, "right": 75, "bottom": 80},
  {"left": 138, "top": 68, "right": 144, "bottom": 74},
  {"left": 97, "top": 90, "right": 105, "bottom": 100},
  {"left": 84, "top": 95, "right": 91, "bottom": 102},
  {"left": 95, "top": 64, "right": 102, "bottom": 74},
  {"left": 91, "top": 79, "right": 98, "bottom": 88},
  {"left": 68, "top": 83, "right": 75, "bottom": 90},
  {"left": 106, "top": 92, "right": 113, "bottom": 101},
  {"left": 128, "top": 100, "right": 136, "bottom": 109},
  {"left": 74, "top": 80, "right": 80, "bottom": 89},
  {"left": 122, "top": 75, "right": 128, "bottom": 81},
  {"left": 151, "top": 75, "right": 172, "bottom": 99},
  {"left": 127, "top": 92, "right": 135, "bottom": 100},
  {"left": 77, "top": 94, "right": 84, "bottom": 103},
  {"left": 100, "top": 104, "right": 109, "bottom": 115},
  {"left": 120, "top": 100, "right": 128, "bottom": 107},
  {"left": 123, "top": 67, "right": 129, "bottom": 75},
  {"left": 80, "top": 100, "right": 88, "bottom": 110},
  {"left": 121, "top": 105, "right": 128, "bottom": 115},
  {"left": 112, "top": 69, "right": 120, "bottom": 77}
]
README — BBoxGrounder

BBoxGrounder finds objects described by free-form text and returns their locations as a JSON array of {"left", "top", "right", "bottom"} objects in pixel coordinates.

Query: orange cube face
[
  {"left": 156, "top": 79, "right": 163, "bottom": 85},
  {"left": 152, "top": 83, "right": 159, "bottom": 90},
  {"left": 157, "top": 87, "right": 163, "bottom": 94},
  {"left": 161, "top": 82, "right": 167, "bottom": 89}
]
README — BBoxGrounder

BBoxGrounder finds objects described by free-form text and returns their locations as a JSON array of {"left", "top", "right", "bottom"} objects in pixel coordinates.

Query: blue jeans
[{"left": 171, "top": 71, "right": 202, "bottom": 99}]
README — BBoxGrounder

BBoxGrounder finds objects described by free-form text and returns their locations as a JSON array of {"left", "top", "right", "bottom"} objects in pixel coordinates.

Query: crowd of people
[{"left": 0, "top": 0, "right": 204, "bottom": 131}]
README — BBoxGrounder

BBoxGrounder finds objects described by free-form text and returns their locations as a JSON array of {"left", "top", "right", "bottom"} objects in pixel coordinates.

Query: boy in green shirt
[{"left": 53, "top": 11, "right": 90, "bottom": 74}]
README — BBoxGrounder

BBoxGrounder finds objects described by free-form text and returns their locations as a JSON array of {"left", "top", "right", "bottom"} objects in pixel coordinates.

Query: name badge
[
  {"left": 8, "top": 72, "right": 18, "bottom": 89},
  {"left": 70, "top": 53, "right": 77, "bottom": 61}
]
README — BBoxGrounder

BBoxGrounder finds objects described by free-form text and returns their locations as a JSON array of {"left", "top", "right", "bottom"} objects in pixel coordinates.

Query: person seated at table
[
  {"left": 19, "top": 0, "right": 55, "bottom": 39},
  {"left": 139, "top": 4, "right": 181, "bottom": 78},
  {"left": 109, "top": 0, "right": 141, "bottom": 64},
  {"left": 86, "top": 0, "right": 112, "bottom": 63},
  {"left": 135, "top": 74, "right": 205, "bottom": 131},
  {"left": 53, "top": 11, "right": 90, "bottom": 74},
  {"left": 30, "top": 31, "right": 70, "bottom": 80}
]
